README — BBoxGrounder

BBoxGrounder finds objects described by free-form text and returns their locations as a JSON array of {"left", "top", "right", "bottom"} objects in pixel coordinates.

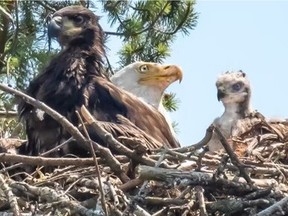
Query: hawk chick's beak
[{"left": 217, "top": 89, "right": 226, "bottom": 101}]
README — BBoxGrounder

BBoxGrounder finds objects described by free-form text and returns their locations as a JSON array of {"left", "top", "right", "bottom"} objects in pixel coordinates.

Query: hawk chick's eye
[
  {"left": 139, "top": 65, "right": 149, "bottom": 73},
  {"left": 232, "top": 82, "right": 242, "bottom": 91},
  {"left": 73, "top": 15, "right": 84, "bottom": 24}
]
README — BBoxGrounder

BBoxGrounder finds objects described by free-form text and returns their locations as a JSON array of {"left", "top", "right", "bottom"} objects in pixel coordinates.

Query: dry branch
[
  {"left": 0, "top": 174, "right": 20, "bottom": 216},
  {"left": 0, "top": 153, "right": 94, "bottom": 166},
  {"left": 76, "top": 110, "right": 108, "bottom": 216},
  {"left": 256, "top": 196, "right": 288, "bottom": 216},
  {"left": 80, "top": 106, "right": 160, "bottom": 167},
  {"left": 214, "top": 126, "right": 253, "bottom": 184},
  {"left": 0, "top": 111, "right": 18, "bottom": 118}
]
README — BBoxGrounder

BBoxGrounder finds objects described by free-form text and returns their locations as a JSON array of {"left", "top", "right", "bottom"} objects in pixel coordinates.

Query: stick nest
[{"left": 1, "top": 114, "right": 288, "bottom": 216}]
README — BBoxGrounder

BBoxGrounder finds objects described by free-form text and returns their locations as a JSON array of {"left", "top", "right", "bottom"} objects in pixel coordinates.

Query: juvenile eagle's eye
[
  {"left": 139, "top": 65, "right": 149, "bottom": 73},
  {"left": 232, "top": 82, "right": 242, "bottom": 91},
  {"left": 73, "top": 15, "right": 84, "bottom": 24}
]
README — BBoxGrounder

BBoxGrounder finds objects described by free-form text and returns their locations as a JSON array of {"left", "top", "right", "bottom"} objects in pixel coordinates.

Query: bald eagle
[
  {"left": 18, "top": 6, "right": 180, "bottom": 157},
  {"left": 111, "top": 61, "right": 182, "bottom": 137}
]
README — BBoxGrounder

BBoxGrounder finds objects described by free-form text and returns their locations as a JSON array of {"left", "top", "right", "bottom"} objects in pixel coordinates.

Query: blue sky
[{"left": 100, "top": 1, "right": 288, "bottom": 145}]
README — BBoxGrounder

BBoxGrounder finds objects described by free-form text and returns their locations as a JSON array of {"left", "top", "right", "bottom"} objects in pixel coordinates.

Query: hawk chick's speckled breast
[{"left": 208, "top": 70, "right": 253, "bottom": 152}]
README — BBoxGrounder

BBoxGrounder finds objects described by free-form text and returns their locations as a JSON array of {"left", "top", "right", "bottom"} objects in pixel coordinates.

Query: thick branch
[
  {"left": 138, "top": 165, "right": 259, "bottom": 195},
  {"left": 256, "top": 197, "right": 288, "bottom": 216},
  {"left": 0, "top": 153, "right": 94, "bottom": 167}
]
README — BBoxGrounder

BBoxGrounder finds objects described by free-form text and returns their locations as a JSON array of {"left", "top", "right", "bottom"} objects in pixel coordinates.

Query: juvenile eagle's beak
[
  {"left": 48, "top": 15, "right": 62, "bottom": 50},
  {"left": 48, "top": 15, "right": 82, "bottom": 48},
  {"left": 138, "top": 64, "right": 183, "bottom": 88},
  {"left": 48, "top": 16, "right": 62, "bottom": 39}
]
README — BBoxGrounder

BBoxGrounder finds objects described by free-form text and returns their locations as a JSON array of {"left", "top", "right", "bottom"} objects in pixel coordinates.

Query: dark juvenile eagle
[
  {"left": 111, "top": 61, "right": 183, "bottom": 137},
  {"left": 208, "top": 70, "right": 253, "bottom": 152},
  {"left": 18, "top": 6, "right": 180, "bottom": 156}
]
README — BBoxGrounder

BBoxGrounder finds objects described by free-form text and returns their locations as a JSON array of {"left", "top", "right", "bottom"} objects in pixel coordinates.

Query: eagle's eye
[
  {"left": 139, "top": 65, "right": 149, "bottom": 73},
  {"left": 72, "top": 15, "right": 84, "bottom": 24},
  {"left": 232, "top": 82, "right": 242, "bottom": 91}
]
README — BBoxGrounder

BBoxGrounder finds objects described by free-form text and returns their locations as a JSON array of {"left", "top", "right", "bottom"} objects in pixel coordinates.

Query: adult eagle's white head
[
  {"left": 111, "top": 61, "right": 183, "bottom": 137},
  {"left": 111, "top": 61, "right": 183, "bottom": 109}
]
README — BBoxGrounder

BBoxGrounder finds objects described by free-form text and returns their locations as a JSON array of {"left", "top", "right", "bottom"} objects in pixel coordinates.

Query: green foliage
[
  {"left": 0, "top": 0, "right": 198, "bottom": 138},
  {"left": 102, "top": 0, "right": 197, "bottom": 66},
  {"left": 162, "top": 92, "right": 180, "bottom": 112},
  {"left": 162, "top": 92, "right": 181, "bottom": 133}
]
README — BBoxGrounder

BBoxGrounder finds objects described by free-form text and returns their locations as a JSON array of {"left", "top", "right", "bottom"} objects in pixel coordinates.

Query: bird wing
[{"left": 84, "top": 77, "right": 180, "bottom": 149}]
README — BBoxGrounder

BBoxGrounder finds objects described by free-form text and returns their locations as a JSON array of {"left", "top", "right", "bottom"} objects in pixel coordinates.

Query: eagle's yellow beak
[{"left": 138, "top": 63, "right": 183, "bottom": 89}]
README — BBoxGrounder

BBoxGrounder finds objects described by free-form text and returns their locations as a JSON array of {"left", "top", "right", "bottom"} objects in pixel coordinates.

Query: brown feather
[{"left": 18, "top": 6, "right": 179, "bottom": 157}]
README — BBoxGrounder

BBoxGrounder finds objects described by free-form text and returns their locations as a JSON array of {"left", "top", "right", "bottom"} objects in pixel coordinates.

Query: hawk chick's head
[
  {"left": 216, "top": 70, "right": 251, "bottom": 106},
  {"left": 48, "top": 6, "right": 104, "bottom": 50}
]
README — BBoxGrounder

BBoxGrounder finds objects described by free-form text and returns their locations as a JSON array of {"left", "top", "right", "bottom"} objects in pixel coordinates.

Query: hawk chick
[{"left": 208, "top": 70, "right": 253, "bottom": 152}]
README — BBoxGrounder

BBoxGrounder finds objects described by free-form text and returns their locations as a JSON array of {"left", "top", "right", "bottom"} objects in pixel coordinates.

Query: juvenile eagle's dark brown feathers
[{"left": 18, "top": 6, "right": 179, "bottom": 157}]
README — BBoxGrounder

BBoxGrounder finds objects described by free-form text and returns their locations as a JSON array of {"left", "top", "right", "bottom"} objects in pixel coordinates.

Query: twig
[
  {"left": 0, "top": 5, "right": 14, "bottom": 23},
  {"left": 144, "top": 197, "right": 187, "bottom": 206},
  {"left": 0, "top": 110, "right": 18, "bottom": 118},
  {"left": 196, "top": 147, "right": 209, "bottom": 171},
  {"left": 107, "top": 203, "right": 123, "bottom": 216},
  {"left": 207, "top": 198, "right": 272, "bottom": 215},
  {"left": 80, "top": 106, "right": 159, "bottom": 167},
  {"left": 214, "top": 126, "right": 253, "bottom": 185},
  {"left": 161, "top": 148, "right": 191, "bottom": 161},
  {"left": 0, "top": 174, "right": 20, "bottom": 216},
  {"left": 90, "top": 141, "right": 130, "bottom": 183},
  {"left": 243, "top": 188, "right": 272, "bottom": 201},
  {"left": 76, "top": 111, "right": 108, "bottom": 216},
  {"left": 213, "top": 155, "right": 229, "bottom": 179},
  {"left": 107, "top": 179, "right": 119, "bottom": 206},
  {"left": 137, "top": 150, "right": 167, "bottom": 195},
  {"left": 36, "top": 1, "right": 56, "bottom": 12},
  {"left": 174, "top": 124, "right": 214, "bottom": 153},
  {"left": 49, "top": 200, "right": 99, "bottom": 216},
  {"left": 10, "top": 179, "right": 99, "bottom": 215},
  {"left": 0, "top": 138, "right": 74, "bottom": 173},
  {"left": 41, "top": 137, "right": 74, "bottom": 156},
  {"left": 120, "top": 192, "right": 152, "bottom": 216},
  {"left": 182, "top": 196, "right": 196, "bottom": 216},
  {"left": 195, "top": 186, "right": 207, "bottom": 216},
  {"left": 105, "top": 54, "right": 114, "bottom": 76},
  {"left": 122, "top": 151, "right": 167, "bottom": 215},
  {"left": 119, "top": 178, "right": 144, "bottom": 192}
]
